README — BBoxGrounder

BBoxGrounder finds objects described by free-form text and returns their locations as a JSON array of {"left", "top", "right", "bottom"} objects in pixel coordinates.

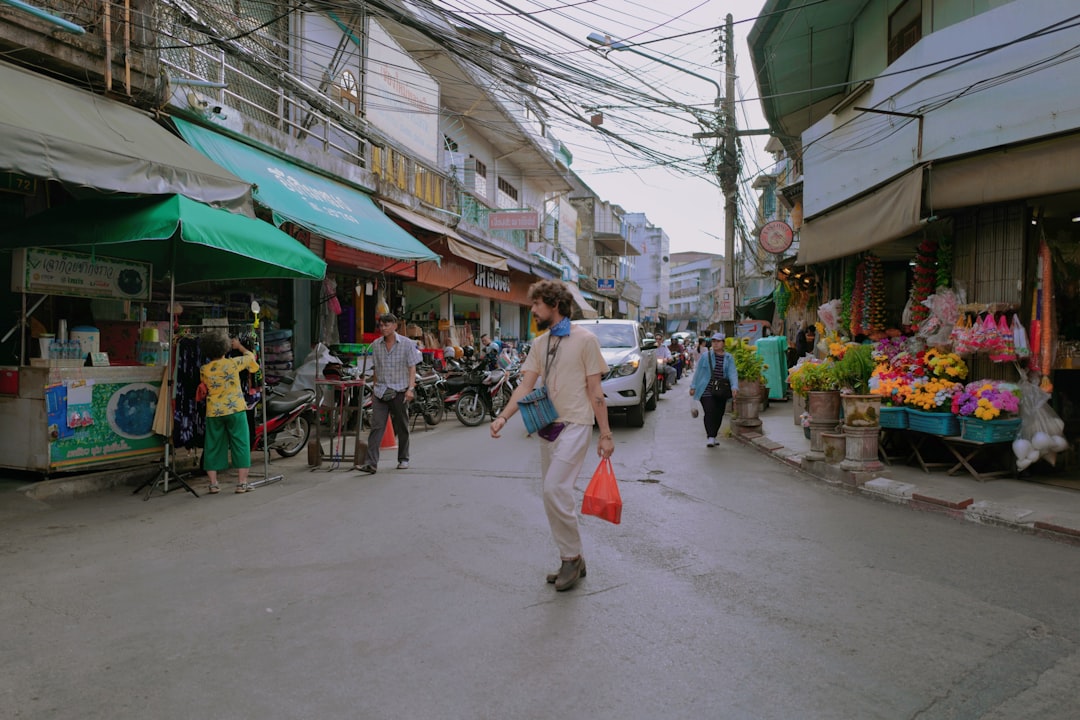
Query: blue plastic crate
[
  {"left": 879, "top": 406, "right": 908, "bottom": 429},
  {"left": 960, "top": 417, "right": 1021, "bottom": 443},
  {"left": 907, "top": 409, "right": 960, "bottom": 436}
]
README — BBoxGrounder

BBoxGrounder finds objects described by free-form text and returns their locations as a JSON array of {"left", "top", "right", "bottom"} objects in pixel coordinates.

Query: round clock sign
[{"left": 759, "top": 220, "right": 793, "bottom": 254}]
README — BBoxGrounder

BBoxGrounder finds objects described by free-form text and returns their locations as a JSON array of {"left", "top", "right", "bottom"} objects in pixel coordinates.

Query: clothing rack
[{"left": 138, "top": 320, "right": 281, "bottom": 498}]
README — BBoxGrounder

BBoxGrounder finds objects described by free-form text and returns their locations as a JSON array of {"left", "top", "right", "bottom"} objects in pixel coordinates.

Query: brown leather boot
[{"left": 553, "top": 556, "right": 586, "bottom": 591}]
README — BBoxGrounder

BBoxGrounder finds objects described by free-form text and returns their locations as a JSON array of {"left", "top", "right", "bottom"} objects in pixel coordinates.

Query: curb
[{"left": 733, "top": 430, "right": 1080, "bottom": 545}]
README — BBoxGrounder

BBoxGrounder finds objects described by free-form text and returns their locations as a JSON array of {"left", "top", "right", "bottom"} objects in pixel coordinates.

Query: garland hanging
[
  {"left": 840, "top": 261, "right": 856, "bottom": 337},
  {"left": 850, "top": 257, "right": 867, "bottom": 337},
  {"left": 936, "top": 235, "right": 953, "bottom": 289},
  {"left": 909, "top": 237, "right": 939, "bottom": 332},
  {"left": 773, "top": 280, "right": 791, "bottom": 321},
  {"left": 865, "top": 253, "right": 886, "bottom": 334}
]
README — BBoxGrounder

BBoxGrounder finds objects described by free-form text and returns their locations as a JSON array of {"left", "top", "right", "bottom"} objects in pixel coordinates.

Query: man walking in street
[
  {"left": 356, "top": 313, "right": 421, "bottom": 474},
  {"left": 490, "top": 280, "right": 613, "bottom": 592}
]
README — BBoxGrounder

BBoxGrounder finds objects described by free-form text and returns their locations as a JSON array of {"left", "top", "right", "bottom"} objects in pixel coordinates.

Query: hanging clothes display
[{"left": 173, "top": 336, "right": 207, "bottom": 449}]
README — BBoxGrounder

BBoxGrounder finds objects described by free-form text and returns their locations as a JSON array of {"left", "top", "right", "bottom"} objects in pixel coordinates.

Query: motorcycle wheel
[
  {"left": 422, "top": 392, "right": 446, "bottom": 426},
  {"left": 274, "top": 413, "right": 312, "bottom": 458},
  {"left": 454, "top": 389, "right": 487, "bottom": 426}
]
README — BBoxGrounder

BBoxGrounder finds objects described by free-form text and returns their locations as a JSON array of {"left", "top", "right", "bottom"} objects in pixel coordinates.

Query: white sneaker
[
  {"left": 397, "top": 461, "right": 409, "bottom": 469},
  {"left": 706, "top": 438, "right": 716, "bottom": 447}
]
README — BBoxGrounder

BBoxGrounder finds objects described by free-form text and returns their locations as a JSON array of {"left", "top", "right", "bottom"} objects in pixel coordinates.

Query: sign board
[
  {"left": 597, "top": 278, "right": 616, "bottom": 290},
  {"left": 759, "top": 220, "right": 794, "bottom": 254},
  {"left": 0, "top": 172, "right": 38, "bottom": 196},
  {"left": 12, "top": 248, "right": 152, "bottom": 301},
  {"left": 90, "top": 352, "right": 110, "bottom": 367},
  {"left": 718, "top": 287, "right": 735, "bottom": 322},
  {"left": 474, "top": 264, "right": 510, "bottom": 293},
  {"left": 488, "top": 211, "right": 539, "bottom": 230}
]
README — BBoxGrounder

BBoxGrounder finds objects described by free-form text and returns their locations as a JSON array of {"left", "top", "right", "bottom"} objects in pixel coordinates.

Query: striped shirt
[{"left": 704, "top": 351, "right": 726, "bottom": 398}]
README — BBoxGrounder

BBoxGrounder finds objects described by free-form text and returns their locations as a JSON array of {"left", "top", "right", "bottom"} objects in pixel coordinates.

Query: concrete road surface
[{"left": 2, "top": 395, "right": 1079, "bottom": 719}]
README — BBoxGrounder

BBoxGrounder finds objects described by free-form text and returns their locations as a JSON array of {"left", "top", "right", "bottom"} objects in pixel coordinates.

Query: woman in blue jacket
[{"left": 690, "top": 332, "right": 739, "bottom": 447}]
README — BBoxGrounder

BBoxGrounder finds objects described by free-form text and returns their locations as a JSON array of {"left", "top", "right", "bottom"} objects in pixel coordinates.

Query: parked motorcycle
[
  {"left": 407, "top": 368, "right": 446, "bottom": 426},
  {"left": 252, "top": 382, "right": 317, "bottom": 457},
  {"left": 453, "top": 367, "right": 513, "bottom": 426}
]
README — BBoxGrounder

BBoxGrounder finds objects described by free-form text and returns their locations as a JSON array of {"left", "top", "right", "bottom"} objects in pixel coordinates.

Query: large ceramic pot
[
  {"left": 840, "top": 394, "right": 881, "bottom": 428},
  {"left": 733, "top": 379, "right": 763, "bottom": 434},
  {"left": 839, "top": 394, "right": 882, "bottom": 471},
  {"left": 805, "top": 390, "right": 841, "bottom": 461}
]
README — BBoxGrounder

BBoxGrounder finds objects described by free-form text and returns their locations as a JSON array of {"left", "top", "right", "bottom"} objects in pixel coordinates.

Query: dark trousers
[
  {"left": 366, "top": 392, "right": 410, "bottom": 466},
  {"left": 701, "top": 392, "right": 730, "bottom": 438}
]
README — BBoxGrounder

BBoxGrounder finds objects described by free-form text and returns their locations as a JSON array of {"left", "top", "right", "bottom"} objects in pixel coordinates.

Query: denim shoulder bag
[{"left": 517, "top": 336, "right": 561, "bottom": 435}]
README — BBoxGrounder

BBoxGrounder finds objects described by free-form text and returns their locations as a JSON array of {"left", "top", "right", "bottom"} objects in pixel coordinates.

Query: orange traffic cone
[{"left": 380, "top": 419, "right": 398, "bottom": 450}]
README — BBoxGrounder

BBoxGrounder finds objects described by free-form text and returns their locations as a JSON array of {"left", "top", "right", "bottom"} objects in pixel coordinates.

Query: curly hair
[
  {"left": 199, "top": 331, "right": 230, "bottom": 360},
  {"left": 527, "top": 280, "right": 573, "bottom": 318}
]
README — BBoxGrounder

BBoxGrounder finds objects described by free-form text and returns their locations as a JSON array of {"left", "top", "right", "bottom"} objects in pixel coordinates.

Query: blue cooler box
[{"left": 755, "top": 335, "right": 788, "bottom": 400}]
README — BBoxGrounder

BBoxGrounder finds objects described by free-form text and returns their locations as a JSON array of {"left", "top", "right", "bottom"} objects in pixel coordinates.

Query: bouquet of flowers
[
  {"left": 873, "top": 335, "right": 908, "bottom": 365},
  {"left": 869, "top": 366, "right": 914, "bottom": 406},
  {"left": 906, "top": 378, "right": 962, "bottom": 412},
  {"left": 923, "top": 349, "right": 968, "bottom": 381},
  {"left": 951, "top": 381, "right": 1021, "bottom": 420}
]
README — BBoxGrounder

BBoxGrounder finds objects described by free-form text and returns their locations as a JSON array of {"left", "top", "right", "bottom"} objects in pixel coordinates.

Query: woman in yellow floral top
[{"left": 199, "top": 332, "right": 260, "bottom": 493}]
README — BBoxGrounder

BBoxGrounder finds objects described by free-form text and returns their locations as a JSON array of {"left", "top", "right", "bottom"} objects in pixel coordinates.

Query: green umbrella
[{"left": 5, "top": 194, "right": 326, "bottom": 282}]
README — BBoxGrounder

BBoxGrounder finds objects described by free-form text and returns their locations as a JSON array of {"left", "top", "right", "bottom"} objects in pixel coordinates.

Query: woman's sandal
[
  {"left": 207, "top": 483, "right": 220, "bottom": 494},
  {"left": 234, "top": 484, "right": 249, "bottom": 494}
]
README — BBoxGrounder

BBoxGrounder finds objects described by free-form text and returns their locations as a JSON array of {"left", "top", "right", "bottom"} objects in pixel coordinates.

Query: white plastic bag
[
  {"left": 293, "top": 342, "right": 342, "bottom": 393},
  {"left": 1016, "top": 375, "right": 1066, "bottom": 469}
]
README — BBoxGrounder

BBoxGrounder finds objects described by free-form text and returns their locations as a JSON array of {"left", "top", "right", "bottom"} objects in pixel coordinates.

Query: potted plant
[
  {"left": 787, "top": 359, "right": 841, "bottom": 460},
  {"left": 725, "top": 337, "right": 767, "bottom": 432},
  {"left": 833, "top": 344, "right": 880, "bottom": 428}
]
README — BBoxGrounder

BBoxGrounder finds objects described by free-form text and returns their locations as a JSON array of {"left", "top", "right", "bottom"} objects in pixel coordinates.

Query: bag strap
[{"left": 542, "top": 334, "right": 561, "bottom": 389}]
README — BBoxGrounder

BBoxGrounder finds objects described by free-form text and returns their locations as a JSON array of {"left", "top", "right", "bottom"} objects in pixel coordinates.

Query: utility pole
[{"left": 721, "top": 13, "right": 737, "bottom": 338}]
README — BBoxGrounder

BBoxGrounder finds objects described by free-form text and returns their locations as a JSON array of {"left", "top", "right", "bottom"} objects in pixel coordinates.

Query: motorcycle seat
[{"left": 267, "top": 388, "right": 315, "bottom": 415}]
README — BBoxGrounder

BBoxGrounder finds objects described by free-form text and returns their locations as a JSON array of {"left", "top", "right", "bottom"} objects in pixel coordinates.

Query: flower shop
[{"left": 782, "top": 211, "right": 1079, "bottom": 483}]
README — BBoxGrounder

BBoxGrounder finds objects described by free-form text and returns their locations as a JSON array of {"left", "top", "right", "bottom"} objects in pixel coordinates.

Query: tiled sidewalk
[{"left": 733, "top": 400, "right": 1080, "bottom": 544}]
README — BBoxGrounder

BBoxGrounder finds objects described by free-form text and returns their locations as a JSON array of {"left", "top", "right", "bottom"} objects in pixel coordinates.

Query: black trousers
[
  {"left": 701, "top": 392, "right": 730, "bottom": 438},
  {"left": 366, "top": 392, "right": 410, "bottom": 466}
]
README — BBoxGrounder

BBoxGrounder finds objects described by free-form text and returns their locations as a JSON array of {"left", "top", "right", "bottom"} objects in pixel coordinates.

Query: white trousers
[{"left": 539, "top": 422, "right": 592, "bottom": 559}]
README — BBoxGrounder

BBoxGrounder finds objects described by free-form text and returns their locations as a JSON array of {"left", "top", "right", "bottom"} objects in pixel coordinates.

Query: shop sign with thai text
[
  {"left": 488, "top": 211, "right": 539, "bottom": 230},
  {"left": 12, "top": 247, "right": 152, "bottom": 301},
  {"left": 718, "top": 287, "right": 735, "bottom": 322},
  {"left": 475, "top": 264, "right": 510, "bottom": 293}
]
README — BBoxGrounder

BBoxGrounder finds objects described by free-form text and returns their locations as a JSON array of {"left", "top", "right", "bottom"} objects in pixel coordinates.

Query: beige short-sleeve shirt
[{"left": 522, "top": 326, "right": 608, "bottom": 426}]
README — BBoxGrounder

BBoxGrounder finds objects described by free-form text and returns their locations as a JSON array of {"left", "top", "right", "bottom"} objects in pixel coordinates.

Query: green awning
[
  {"left": 6, "top": 195, "right": 326, "bottom": 283},
  {"left": 172, "top": 119, "right": 440, "bottom": 264}
]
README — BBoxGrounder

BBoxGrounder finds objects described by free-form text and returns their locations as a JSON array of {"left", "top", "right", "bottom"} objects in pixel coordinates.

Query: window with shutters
[
  {"left": 888, "top": 0, "right": 921, "bottom": 65},
  {"left": 470, "top": 158, "right": 488, "bottom": 198},
  {"left": 497, "top": 176, "right": 519, "bottom": 209}
]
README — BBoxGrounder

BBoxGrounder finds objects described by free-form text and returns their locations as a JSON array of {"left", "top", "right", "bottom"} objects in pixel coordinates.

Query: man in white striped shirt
[{"left": 356, "top": 313, "right": 422, "bottom": 474}]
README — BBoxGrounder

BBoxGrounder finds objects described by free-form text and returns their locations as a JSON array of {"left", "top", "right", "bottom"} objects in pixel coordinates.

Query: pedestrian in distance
[
  {"left": 689, "top": 332, "right": 739, "bottom": 448},
  {"left": 356, "top": 313, "right": 422, "bottom": 474},
  {"left": 490, "top": 280, "right": 613, "bottom": 592},
  {"left": 654, "top": 335, "right": 677, "bottom": 391},
  {"left": 198, "top": 331, "right": 260, "bottom": 494}
]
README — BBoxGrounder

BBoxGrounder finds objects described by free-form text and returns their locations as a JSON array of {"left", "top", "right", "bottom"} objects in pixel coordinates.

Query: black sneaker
[{"left": 355, "top": 464, "right": 377, "bottom": 474}]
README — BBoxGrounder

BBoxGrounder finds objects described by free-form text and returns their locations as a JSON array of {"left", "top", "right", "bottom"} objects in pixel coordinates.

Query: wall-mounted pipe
[{"left": 1, "top": 0, "right": 86, "bottom": 35}]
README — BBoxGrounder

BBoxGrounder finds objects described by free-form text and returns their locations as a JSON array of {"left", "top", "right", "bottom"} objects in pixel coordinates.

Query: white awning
[
  {"left": 0, "top": 61, "right": 251, "bottom": 212},
  {"left": 797, "top": 168, "right": 924, "bottom": 265},
  {"left": 565, "top": 282, "right": 598, "bottom": 319},
  {"left": 446, "top": 237, "right": 508, "bottom": 271}
]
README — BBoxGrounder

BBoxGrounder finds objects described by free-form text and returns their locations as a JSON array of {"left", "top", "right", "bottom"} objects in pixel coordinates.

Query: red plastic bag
[{"left": 581, "top": 458, "right": 622, "bottom": 525}]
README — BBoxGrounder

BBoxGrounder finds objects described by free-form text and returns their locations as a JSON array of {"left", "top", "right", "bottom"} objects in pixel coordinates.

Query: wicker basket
[
  {"left": 960, "top": 417, "right": 1021, "bottom": 443},
  {"left": 907, "top": 409, "right": 960, "bottom": 436},
  {"left": 879, "top": 406, "right": 908, "bottom": 429}
]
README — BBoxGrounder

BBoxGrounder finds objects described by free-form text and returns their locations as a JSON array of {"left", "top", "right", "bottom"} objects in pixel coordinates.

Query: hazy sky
[{"left": 430, "top": 0, "right": 774, "bottom": 256}]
